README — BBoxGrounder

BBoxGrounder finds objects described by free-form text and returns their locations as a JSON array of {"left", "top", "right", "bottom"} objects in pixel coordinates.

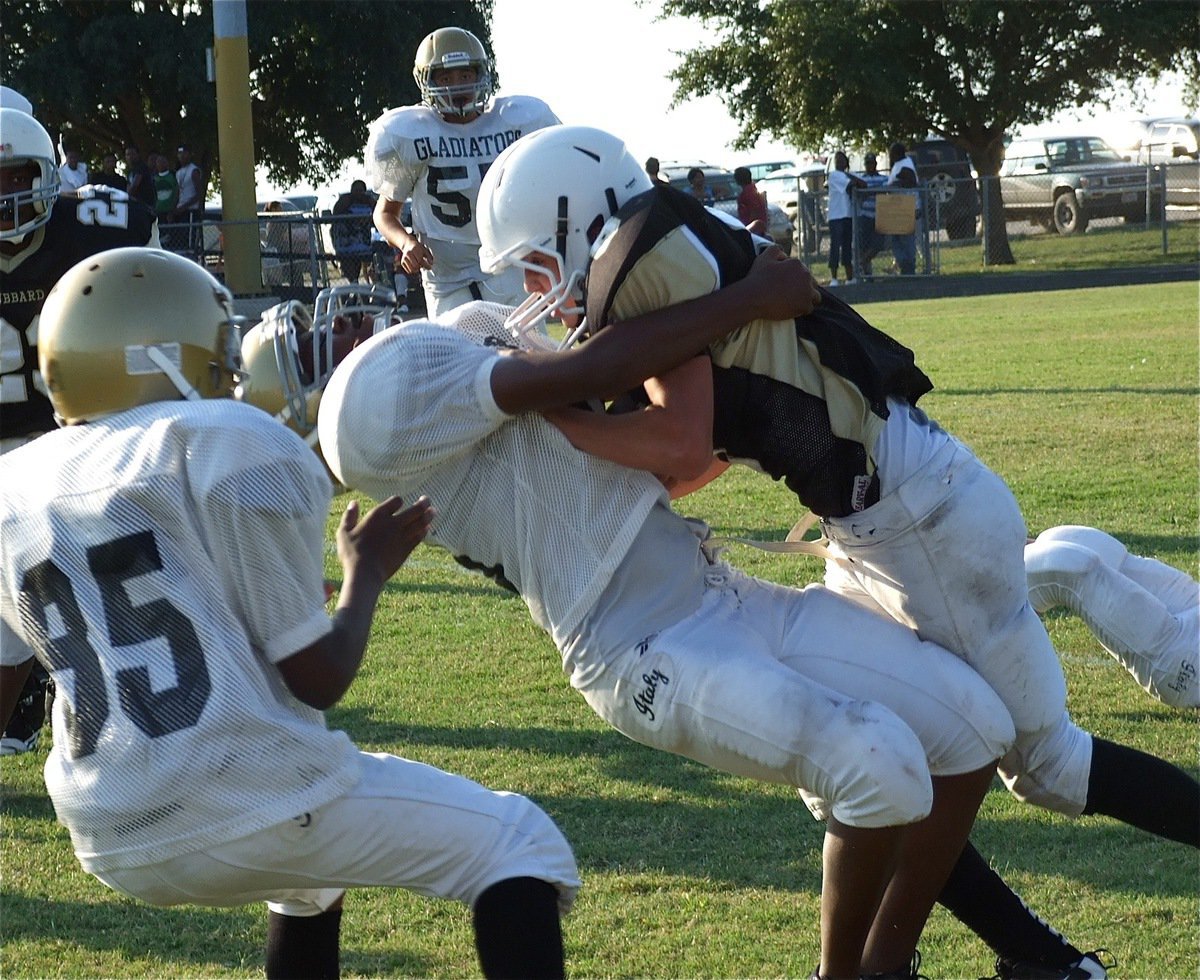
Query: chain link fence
[
  {"left": 787, "top": 163, "right": 1191, "bottom": 279},
  {"left": 162, "top": 165, "right": 1194, "bottom": 302},
  {"left": 157, "top": 211, "right": 425, "bottom": 313}
]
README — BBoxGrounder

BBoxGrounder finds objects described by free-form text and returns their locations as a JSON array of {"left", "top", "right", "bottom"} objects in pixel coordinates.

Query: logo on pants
[{"left": 628, "top": 636, "right": 673, "bottom": 730}]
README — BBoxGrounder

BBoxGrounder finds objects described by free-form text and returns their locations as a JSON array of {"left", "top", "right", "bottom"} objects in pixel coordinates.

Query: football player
[
  {"left": 365, "top": 27, "right": 559, "bottom": 317},
  {"left": 1026, "top": 525, "right": 1198, "bottom": 709},
  {"left": 237, "top": 282, "right": 400, "bottom": 449},
  {"left": 475, "top": 124, "right": 1196, "bottom": 980},
  {"left": 0, "top": 105, "right": 158, "bottom": 756},
  {"left": 308, "top": 257, "right": 1016, "bottom": 979},
  {"left": 0, "top": 247, "right": 579, "bottom": 980}
]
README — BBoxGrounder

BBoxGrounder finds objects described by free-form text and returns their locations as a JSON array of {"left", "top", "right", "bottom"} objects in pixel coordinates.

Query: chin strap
[{"left": 140, "top": 344, "right": 202, "bottom": 401}]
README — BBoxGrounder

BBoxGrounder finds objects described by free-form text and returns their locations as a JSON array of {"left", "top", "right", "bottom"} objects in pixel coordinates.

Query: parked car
[
  {"left": 657, "top": 161, "right": 795, "bottom": 254},
  {"left": 905, "top": 138, "right": 980, "bottom": 240},
  {"left": 742, "top": 159, "right": 798, "bottom": 182},
  {"left": 758, "top": 162, "right": 827, "bottom": 253},
  {"left": 1111, "top": 117, "right": 1200, "bottom": 207},
  {"left": 999, "top": 135, "right": 1163, "bottom": 233}
]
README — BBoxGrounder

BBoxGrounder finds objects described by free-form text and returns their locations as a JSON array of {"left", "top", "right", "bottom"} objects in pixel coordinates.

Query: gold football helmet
[
  {"left": 412, "top": 27, "right": 493, "bottom": 118},
  {"left": 39, "top": 247, "right": 241, "bottom": 425},
  {"left": 237, "top": 284, "right": 397, "bottom": 443}
]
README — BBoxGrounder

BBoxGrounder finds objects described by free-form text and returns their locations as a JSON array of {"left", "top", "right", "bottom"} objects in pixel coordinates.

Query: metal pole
[{"left": 212, "top": 0, "right": 264, "bottom": 296}]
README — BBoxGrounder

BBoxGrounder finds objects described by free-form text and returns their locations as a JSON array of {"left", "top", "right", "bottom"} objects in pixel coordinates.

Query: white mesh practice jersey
[
  {"left": 318, "top": 307, "right": 665, "bottom": 647},
  {"left": 364, "top": 96, "right": 560, "bottom": 287},
  {"left": 0, "top": 399, "right": 360, "bottom": 872}
]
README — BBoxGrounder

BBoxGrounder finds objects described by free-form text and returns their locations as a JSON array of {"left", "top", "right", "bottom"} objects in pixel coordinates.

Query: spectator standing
[
  {"left": 854, "top": 152, "right": 889, "bottom": 277},
  {"left": 685, "top": 166, "right": 713, "bottom": 204},
  {"left": 92, "top": 152, "right": 127, "bottom": 192},
  {"left": 151, "top": 152, "right": 179, "bottom": 229},
  {"left": 826, "top": 150, "right": 866, "bottom": 285},
  {"left": 173, "top": 143, "right": 206, "bottom": 256},
  {"left": 733, "top": 165, "right": 769, "bottom": 236},
  {"left": 887, "top": 141, "right": 919, "bottom": 276},
  {"left": 645, "top": 156, "right": 668, "bottom": 185},
  {"left": 124, "top": 145, "right": 155, "bottom": 211},
  {"left": 57, "top": 147, "right": 88, "bottom": 193},
  {"left": 331, "top": 179, "right": 376, "bottom": 283},
  {"left": 365, "top": 27, "right": 559, "bottom": 317}
]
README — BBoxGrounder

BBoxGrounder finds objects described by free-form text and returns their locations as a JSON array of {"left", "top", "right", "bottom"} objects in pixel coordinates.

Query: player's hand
[
  {"left": 399, "top": 238, "right": 435, "bottom": 274},
  {"left": 336, "top": 494, "right": 434, "bottom": 586},
  {"left": 745, "top": 246, "right": 822, "bottom": 320}
]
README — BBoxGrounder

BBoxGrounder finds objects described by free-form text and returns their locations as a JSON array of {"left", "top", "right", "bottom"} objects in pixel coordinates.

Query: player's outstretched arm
[
  {"left": 277, "top": 495, "right": 434, "bottom": 709},
  {"left": 491, "top": 246, "right": 819, "bottom": 414}
]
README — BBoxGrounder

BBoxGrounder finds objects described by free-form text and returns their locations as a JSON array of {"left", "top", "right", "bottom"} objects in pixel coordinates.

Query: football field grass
[{"left": 2, "top": 281, "right": 1197, "bottom": 979}]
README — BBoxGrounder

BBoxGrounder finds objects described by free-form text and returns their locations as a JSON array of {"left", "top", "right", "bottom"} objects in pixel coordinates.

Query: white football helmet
[
  {"left": 0, "top": 107, "right": 60, "bottom": 242},
  {"left": 412, "top": 27, "right": 493, "bottom": 118},
  {"left": 237, "top": 284, "right": 397, "bottom": 443},
  {"left": 39, "top": 248, "right": 242, "bottom": 425},
  {"left": 476, "top": 125, "right": 652, "bottom": 348}
]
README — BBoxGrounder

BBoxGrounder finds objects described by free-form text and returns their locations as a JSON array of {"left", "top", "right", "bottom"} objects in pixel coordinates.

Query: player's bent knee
[
  {"left": 998, "top": 714, "right": 1092, "bottom": 816},
  {"left": 483, "top": 793, "right": 580, "bottom": 915},
  {"left": 813, "top": 700, "right": 935, "bottom": 829},
  {"left": 1026, "top": 538, "right": 1106, "bottom": 613},
  {"left": 1034, "top": 525, "right": 1128, "bottom": 569}
]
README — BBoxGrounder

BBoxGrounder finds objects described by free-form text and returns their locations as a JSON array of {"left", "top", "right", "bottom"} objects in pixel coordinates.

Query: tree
[
  {"left": 2, "top": 0, "right": 494, "bottom": 193},
  {"left": 662, "top": 0, "right": 1199, "bottom": 263}
]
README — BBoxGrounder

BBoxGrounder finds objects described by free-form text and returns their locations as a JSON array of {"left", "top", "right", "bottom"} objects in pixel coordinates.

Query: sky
[
  {"left": 261, "top": 0, "right": 1192, "bottom": 196},
  {"left": 491, "top": 0, "right": 1193, "bottom": 160}
]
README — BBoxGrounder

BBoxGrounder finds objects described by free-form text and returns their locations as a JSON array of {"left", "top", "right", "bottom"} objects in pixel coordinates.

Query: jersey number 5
[
  {"left": 426, "top": 162, "right": 490, "bottom": 229},
  {"left": 20, "top": 530, "right": 211, "bottom": 759}
]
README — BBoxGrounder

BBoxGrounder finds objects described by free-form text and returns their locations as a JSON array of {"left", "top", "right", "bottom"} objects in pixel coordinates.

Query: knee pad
[
  {"left": 1025, "top": 538, "right": 1105, "bottom": 614},
  {"left": 803, "top": 700, "right": 934, "bottom": 829},
  {"left": 1034, "top": 526, "right": 1128, "bottom": 569},
  {"left": 998, "top": 714, "right": 1093, "bottom": 816}
]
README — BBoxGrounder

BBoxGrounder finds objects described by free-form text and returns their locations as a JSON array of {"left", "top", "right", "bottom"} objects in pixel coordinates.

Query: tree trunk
[{"left": 980, "top": 175, "right": 1015, "bottom": 266}]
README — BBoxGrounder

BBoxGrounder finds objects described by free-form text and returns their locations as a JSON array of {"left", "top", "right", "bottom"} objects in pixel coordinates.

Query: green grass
[
  {"left": 3, "top": 283, "right": 1198, "bottom": 979},
  {"left": 933, "top": 220, "right": 1200, "bottom": 276}
]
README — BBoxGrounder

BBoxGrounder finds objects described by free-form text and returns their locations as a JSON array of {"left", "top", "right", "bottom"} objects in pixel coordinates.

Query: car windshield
[{"left": 1044, "top": 138, "right": 1126, "bottom": 166}]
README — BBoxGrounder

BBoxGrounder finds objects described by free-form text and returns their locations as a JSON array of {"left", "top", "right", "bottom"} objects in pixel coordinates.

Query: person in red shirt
[{"left": 733, "top": 165, "right": 769, "bottom": 235}]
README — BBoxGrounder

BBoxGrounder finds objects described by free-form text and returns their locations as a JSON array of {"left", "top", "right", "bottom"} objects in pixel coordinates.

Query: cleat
[
  {"left": 864, "top": 949, "right": 929, "bottom": 980},
  {"left": 992, "top": 949, "right": 1113, "bottom": 980},
  {"left": 0, "top": 730, "right": 40, "bottom": 756}
]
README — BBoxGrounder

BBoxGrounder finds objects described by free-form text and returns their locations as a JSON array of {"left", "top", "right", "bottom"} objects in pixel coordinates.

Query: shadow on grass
[
  {"left": 325, "top": 714, "right": 1198, "bottom": 900},
  {"left": 0, "top": 888, "right": 439, "bottom": 978}
]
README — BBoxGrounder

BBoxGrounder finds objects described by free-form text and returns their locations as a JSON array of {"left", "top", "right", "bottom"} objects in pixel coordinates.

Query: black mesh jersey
[
  {"left": 584, "top": 185, "right": 933, "bottom": 517},
  {"left": 1, "top": 189, "right": 157, "bottom": 440}
]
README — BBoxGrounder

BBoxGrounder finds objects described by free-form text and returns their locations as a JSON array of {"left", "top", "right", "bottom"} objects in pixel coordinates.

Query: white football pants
[
  {"left": 94, "top": 751, "right": 580, "bottom": 918},
  {"left": 822, "top": 437, "right": 1094, "bottom": 816},
  {"left": 1026, "top": 525, "right": 1199, "bottom": 709},
  {"left": 573, "top": 564, "right": 1014, "bottom": 830},
  {"left": 425, "top": 266, "right": 526, "bottom": 319}
]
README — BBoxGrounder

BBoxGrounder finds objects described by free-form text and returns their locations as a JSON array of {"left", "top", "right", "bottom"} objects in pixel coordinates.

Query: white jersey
[
  {"left": 318, "top": 309, "right": 664, "bottom": 648},
  {"left": 0, "top": 399, "right": 360, "bottom": 872},
  {"left": 364, "top": 96, "right": 560, "bottom": 290}
]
